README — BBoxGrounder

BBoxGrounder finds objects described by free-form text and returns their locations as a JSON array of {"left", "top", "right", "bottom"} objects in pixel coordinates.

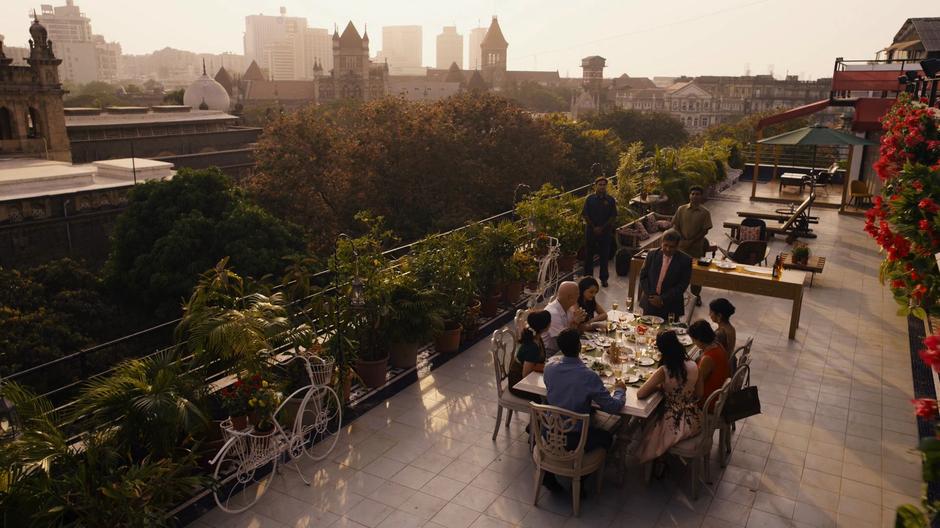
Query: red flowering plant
[{"left": 865, "top": 95, "right": 940, "bottom": 319}]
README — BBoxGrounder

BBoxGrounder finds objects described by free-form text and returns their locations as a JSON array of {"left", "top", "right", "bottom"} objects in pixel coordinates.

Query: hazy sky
[{"left": 0, "top": 0, "right": 934, "bottom": 79}]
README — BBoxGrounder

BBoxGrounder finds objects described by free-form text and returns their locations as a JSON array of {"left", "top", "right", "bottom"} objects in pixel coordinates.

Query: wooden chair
[
  {"left": 667, "top": 379, "right": 731, "bottom": 499},
  {"left": 849, "top": 180, "right": 873, "bottom": 207},
  {"left": 530, "top": 403, "right": 607, "bottom": 516},
  {"left": 716, "top": 240, "right": 769, "bottom": 266},
  {"left": 490, "top": 328, "right": 533, "bottom": 441},
  {"left": 719, "top": 363, "right": 752, "bottom": 467},
  {"left": 807, "top": 171, "right": 830, "bottom": 196}
]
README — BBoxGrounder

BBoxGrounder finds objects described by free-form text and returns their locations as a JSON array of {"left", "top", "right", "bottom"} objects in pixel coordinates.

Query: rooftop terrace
[{"left": 189, "top": 182, "right": 919, "bottom": 528}]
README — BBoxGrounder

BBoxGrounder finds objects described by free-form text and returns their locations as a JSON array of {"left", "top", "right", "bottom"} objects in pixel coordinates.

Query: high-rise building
[
  {"left": 468, "top": 27, "right": 487, "bottom": 70},
  {"left": 379, "top": 26, "right": 422, "bottom": 74},
  {"left": 436, "top": 26, "right": 463, "bottom": 69},
  {"left": 243, "top": 8, "right": 330, "bottom": 80},
  {"left": 35, "top": 1, "right": 121, "bottom": 83}
]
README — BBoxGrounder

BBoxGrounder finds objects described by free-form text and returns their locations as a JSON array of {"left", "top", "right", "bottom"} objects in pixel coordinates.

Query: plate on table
[
  {"left": 715, "top": 261, "right": 737, "bottom": 270},
  {"left": 594, "top": 336, "right": 612, "bottom": 347},
  {"left": 624, "top": 374, "right": 641, "bottom": 384},
  {"left": 678, "top": 334, "right": 693, "bottom": 346},
  {"left": 637, "top": 356, "right": 656, "bottom": 367},
  {"left": 636, "top": 315, "right": 665, "bottom": 325},
  {"left": 673, "top": 327, "right": 688, "bottom": 335}
]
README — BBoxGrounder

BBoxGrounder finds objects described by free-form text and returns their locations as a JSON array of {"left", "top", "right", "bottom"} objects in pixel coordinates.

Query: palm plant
[{"left": 74, "top": 350, "right": 209, "bottom": 460}]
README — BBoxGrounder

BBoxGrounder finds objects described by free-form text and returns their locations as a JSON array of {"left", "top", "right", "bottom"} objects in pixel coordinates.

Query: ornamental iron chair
[
  {"left": 530, "top": 403, "right": 607, "bottom": 516},
  {"left": 725, "top": 217, "right": 768, "bottom": 252},
  {"left": 667, "top": 379, "right": 731, "bottom": 499},
  {"left": 491, "top": 328, "right": 533, "bottom": 441},
  {"left": 719, "top": 363, "right": 752, "bottom": 468},
  {"left": 716, "top": 240, "right": 769, "bottom": 266}
]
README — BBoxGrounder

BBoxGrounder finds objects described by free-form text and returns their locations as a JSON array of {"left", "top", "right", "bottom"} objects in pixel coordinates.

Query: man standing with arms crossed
[
  {"left": 582, "top": 177, "right": 618, "bottom": 288},
  {"left": 671, "top": 185, "right": 712, "bottom": 306}
]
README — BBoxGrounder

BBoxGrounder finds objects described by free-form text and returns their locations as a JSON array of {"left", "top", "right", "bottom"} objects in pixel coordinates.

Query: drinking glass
[
  {"left": 612, "top": 302, "right": 619, "bottom": 312},
  {"left": 624, "top": 297, "right": 633, "bottom": 315},
  {"left": 668, "top": 313, "right": 676, "bottom": 326}
]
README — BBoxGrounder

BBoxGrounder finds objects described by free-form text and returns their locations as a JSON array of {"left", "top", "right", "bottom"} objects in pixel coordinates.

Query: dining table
[{"left": 512, "top": 311, "right": 699, "bottom": 419}]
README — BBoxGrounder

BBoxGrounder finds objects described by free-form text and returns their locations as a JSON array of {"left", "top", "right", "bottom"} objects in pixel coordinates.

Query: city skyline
[{"left": 0, "top": 0, "right": 935, "bottom": 80}]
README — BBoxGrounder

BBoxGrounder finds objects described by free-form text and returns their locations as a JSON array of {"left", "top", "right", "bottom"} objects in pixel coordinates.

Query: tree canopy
[
  {"left": 104, "top": 168, "right": 305, "bottom": 317},
  {"left": 584, "top": 108, "right": 689, "bottom": 151},
  {"left": 248, "top": 93, "right": 577, "bottom": 251}
]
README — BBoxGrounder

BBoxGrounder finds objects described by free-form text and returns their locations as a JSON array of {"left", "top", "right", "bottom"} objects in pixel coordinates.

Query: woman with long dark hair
[
  {"left": 631, "top": 330, "right": 702, "bottom": 463},
  {"left": 508, "top": 310, "right": 551, "bottom": 401},
  {"left": 576, "top": 276, "right": 608, "bottom": 328}
]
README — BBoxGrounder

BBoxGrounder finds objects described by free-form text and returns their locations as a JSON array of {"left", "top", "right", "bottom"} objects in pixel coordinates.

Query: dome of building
[{"left": 183, "top": 61, "right": 230, "bottom": 111}]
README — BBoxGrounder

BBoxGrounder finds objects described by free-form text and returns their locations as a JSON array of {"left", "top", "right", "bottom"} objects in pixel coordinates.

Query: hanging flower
[
  {"left": 912, "top": 398, "right": 938, "bottom": 418},
  {"left": 919, "top": 219, "right": 932, "bottom": 232},
  {"left": 919, "top": 198, "right": 939, "bottom": 213}
]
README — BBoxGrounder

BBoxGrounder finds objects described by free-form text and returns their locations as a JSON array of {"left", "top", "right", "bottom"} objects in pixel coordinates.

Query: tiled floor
[{"left": 193, "top": 183, "right": 921, "bottom": 528}]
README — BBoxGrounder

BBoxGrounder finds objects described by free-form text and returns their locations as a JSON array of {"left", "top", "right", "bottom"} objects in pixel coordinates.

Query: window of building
[
  {"left": 0, "top": 107, "right": 14, "bottom": 140},
  {"left": 26, "top": 108, "right": 41, "bottom": 138}
]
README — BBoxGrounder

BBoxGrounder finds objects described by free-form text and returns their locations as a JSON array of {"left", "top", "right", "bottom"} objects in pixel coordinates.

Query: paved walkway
[{"left": 194, "top": 183, "right": 920, "bottom": 528}]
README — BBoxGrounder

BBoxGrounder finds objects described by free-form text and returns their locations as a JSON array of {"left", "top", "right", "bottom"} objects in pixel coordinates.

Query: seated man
[
  {"left": 638, "top": 229, "right": 692, "bottom": 319},
  {"left": 541, "top": 329, "right": 626, "bottom": 492},
  {"left": 543, "top": 281, "right": 587, "bottom": 355}
]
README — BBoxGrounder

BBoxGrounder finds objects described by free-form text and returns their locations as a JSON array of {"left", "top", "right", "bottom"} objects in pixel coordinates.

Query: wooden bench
[
  {"left": 732, "top": 193, "right": 818, "bottom": 243},
  {"left": 616, "top": 212, "right": 672, "bottom": 252}
]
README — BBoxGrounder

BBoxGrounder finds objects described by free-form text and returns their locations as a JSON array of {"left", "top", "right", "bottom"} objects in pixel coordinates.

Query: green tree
[
  {"left": 162, "top": 88, "right": 184, "bottom": 105},
  {"left": 543, "top": 114, "right": 622, "bottom": 189},
  {"left": 503, "top": 81, "right": 575, "bottom": 113},
  {"left": 585, "top": 109, "right": 689, "bottom": 151},
  {"left": 694, "top": 110, "right": 810, "bottom": 146},
  {"left": 104, "top": 168, "right": 305, "bottom": 317}
]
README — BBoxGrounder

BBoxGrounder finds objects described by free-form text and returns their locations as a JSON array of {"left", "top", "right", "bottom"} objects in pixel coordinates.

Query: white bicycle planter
[
  {"left": 210, "top": 354, "right": 342, "bottom": 513},
  {"left": 524, "top": 235, "right": 561, "bottom": 307}
]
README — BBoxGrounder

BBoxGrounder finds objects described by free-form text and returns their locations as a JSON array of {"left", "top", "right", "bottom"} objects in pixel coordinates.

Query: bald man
[{"left": 543, "top": 281, "right": 587, "bottom": 355}]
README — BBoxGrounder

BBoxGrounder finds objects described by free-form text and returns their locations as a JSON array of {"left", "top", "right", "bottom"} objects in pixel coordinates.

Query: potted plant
[
  {"left": 411, "top": 232, "right": 475, "bottom": 353},
  {"left": 470, "top": 221, "right": 519, "bottom": 317},
  {"left": 508, "top": 247, "right": 537, "bottom": 302},
  {"left": 247, "top": 377, "right": 281, "bottom": 432},
  {"left": 219, "top": 375, "right": 254, "bottom": 430},
  {"left": 381, "top": 272, "right": 444, "bottom": 368},
  {"left": 516, "top": 184, "right": 584, "bottom": 272},
  {"left": 792, "top": 244, "right": 810, "bottom": 265}
]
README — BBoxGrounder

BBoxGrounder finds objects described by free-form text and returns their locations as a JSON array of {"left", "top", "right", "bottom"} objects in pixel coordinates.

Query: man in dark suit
[{"left": 638, "top": 230, "right": 692, "bottom": 319}]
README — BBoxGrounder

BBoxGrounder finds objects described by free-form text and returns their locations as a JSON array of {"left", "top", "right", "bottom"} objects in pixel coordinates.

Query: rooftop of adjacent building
[
  {"left": 0, "top": 157, "right": 173, "bottom": 201},
  {"left": 63, "top": 106, "right": 239, "bottom": 128}
]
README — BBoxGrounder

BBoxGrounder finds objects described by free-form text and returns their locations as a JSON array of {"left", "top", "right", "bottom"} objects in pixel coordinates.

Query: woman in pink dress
[{"left": 631, "top": 330, "right": 703, "bottom": 464}]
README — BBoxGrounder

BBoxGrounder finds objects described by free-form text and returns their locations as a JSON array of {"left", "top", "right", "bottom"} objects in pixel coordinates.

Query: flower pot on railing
[
  {"left": 435, "top": 322, "right": 463, "bottom": 354},
  {"left": 481, "top": 291, "right": 502, "bottom": 318},
  {"left": 389, "top": 341, "right": 421, "bottom": 369},
  {"left": 229, "top": 414, "right": 249, "bottom": 431},
  {"left": 355, "top": 355, "right": 389, "bottom": 389}
]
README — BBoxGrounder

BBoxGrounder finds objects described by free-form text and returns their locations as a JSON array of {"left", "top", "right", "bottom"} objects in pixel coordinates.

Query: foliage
[
  {"left": 515, "top": 183, "right": 584, "bottom": 256},
  {"left": 0, "top": 382, "right": 208, "bottom": 527},
  {"left": 584, "top": 109, "right": 689, "bottom": 151},
  {"left": 694, "top": 110, "right": 810, "bottom": 146},
  {"left": 542, "top": 114, "right": 623, "bottom": 190},
  {"left": 791, "top": 244, "right": 810, "bottom": 261},
  {"left": 105, "top": 167, "right": 305, "bottom": 318},
  {"left": 408, "top": 231, "right": 475, "bottom": 324},
  {"left": 176, "top": 259, "right": 292, "bottom": 372},
  {"left": 376, "top": 272, "right": 445, "bottom": 346},
  {"left": 503, "top": 81, "right": 576, "bottom": 113},
  {"left": 0, "top": 259, "right": 116, "bottom": 389},
  {"left": 75, "top": 350, "right": 208, "bottom": 460},
  {"left": 864, "top": 95, "right": 940, "bottom": 318},
  {"left": 614, "top": 141, "right": 654, "bottom": 201},
  {"left": 647, "top": 142, "right": 730, "bottom": 206},
  {"left": 162, "top": 88, "right": 184, "bottom": 105},
  {"left": 247, "top": 93, "right": 571, "bottom": 252},
  {"left": 469, "top": 221, "right": 523, "bottom": 295}
]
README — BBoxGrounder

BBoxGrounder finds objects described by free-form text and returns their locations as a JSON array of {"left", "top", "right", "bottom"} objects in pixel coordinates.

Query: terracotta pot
[
  {"left": 229, "top": 415, "right": 249, "bottom": 431},
  {"left": 557, "top": 254, "right": 577, "bottom": 273},
  {"left": 389, "top": 341, "right": 421, "bottom": 369},
  {"left": 502, "top": 281, "right": 524, "bottom": 304},
  {"left": 435, "top": 322, "right": 463, "bottom": 353},
  {"left": 466, "top": 298, "right": 482, "bottom": 319},
  {"left": 481, "top": 291, "right": 503, "bottom": 318},
  {"left": 355, "top": 356, "right": 389, "bottom": 389},
  {"left": 525, "top": 279, "right": 539, "bottom": 292}
]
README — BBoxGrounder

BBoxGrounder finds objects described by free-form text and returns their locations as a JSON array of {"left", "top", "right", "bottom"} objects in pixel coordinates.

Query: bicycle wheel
[
  {"left": 541, "top": 257, "right": 560, "bottom": 301},
  {"left": 298, "top": 385, "right": 342, "bottom": 461},
  {"left": 212, "top": 436, "right": 278, "bottom": 514}
]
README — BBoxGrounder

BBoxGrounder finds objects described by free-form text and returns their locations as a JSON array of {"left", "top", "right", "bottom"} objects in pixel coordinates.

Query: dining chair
[
  {"left": 490, "top": 328, "right": 533, "bottom": 441},
  {"left": 530, "top": 403, "right": 607, "bottom": 516},
  {"left": 729, "top": 336, "right": 754, "bottom": 375},
  {"left": 511, "top": 308, "right": 529, "bottom": 342},
  {"left": 667, "top": 379, "right": 731, "bottom": 499},
  {"left": 719, "top": 364, "right": 752, "bottom": 467},
  {"left": 849, "top": 180, "right": 873, "bottom": 207},
  {"left": 725, "top": 217, "right": 767, "bottom": 251}
]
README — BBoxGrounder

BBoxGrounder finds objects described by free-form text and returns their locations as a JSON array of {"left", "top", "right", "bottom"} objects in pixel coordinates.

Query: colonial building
[
  {"left": 0, "top": 18, "right": 72, "bottom": 162},
  {"left": 319, "top": 22, "right": 388, "bottom": 102}
]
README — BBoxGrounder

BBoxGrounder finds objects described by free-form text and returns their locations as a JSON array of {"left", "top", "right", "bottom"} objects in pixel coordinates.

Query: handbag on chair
[{"left": 721, "top": 385, "right": 761, "bottom": 422}]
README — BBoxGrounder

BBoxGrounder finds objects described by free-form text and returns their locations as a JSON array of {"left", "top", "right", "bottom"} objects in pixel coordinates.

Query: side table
[{"left": 780, "top": 252, "right": 825, "bottom": 286}]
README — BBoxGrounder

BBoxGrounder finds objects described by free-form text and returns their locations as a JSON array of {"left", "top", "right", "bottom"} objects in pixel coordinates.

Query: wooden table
[
  {"left": 779, "top": 172, "right": 806, "bottom": 193},
  {"left": 626, "top": 253, "right": 807, "bottom": 339},
  {"left": 780, "top": 252, "right": 826, "bottom": 286},
  {"left": 513, "top": 370, "right": 663, "bottom": 418}
]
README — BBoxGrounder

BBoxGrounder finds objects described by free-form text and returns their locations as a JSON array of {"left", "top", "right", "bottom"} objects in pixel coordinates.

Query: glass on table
[{"left": 668, "top": 313, "right": 676, "bottom": 325}]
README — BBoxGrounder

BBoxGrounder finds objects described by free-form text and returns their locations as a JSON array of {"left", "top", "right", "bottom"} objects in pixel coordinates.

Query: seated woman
[
  {"left": 688, "top": 319, "right": 730, "bottom": 407},
  {"left": 576, "top": 276, "right": 608, "bottom": 332},
  {"left": 709, "top": 298, "right": 737, "bottom": 359},
  {"left": 508, "top": 310, "right": 552, "bottom": 401},
  {"left": 631, "top": 331, "right": 703, "bottom": 464}
]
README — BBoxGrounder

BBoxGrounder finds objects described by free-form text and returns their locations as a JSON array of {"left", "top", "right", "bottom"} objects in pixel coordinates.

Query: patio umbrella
[{"left": 758, "top": 124, "right": 877, "bottom": 174}]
